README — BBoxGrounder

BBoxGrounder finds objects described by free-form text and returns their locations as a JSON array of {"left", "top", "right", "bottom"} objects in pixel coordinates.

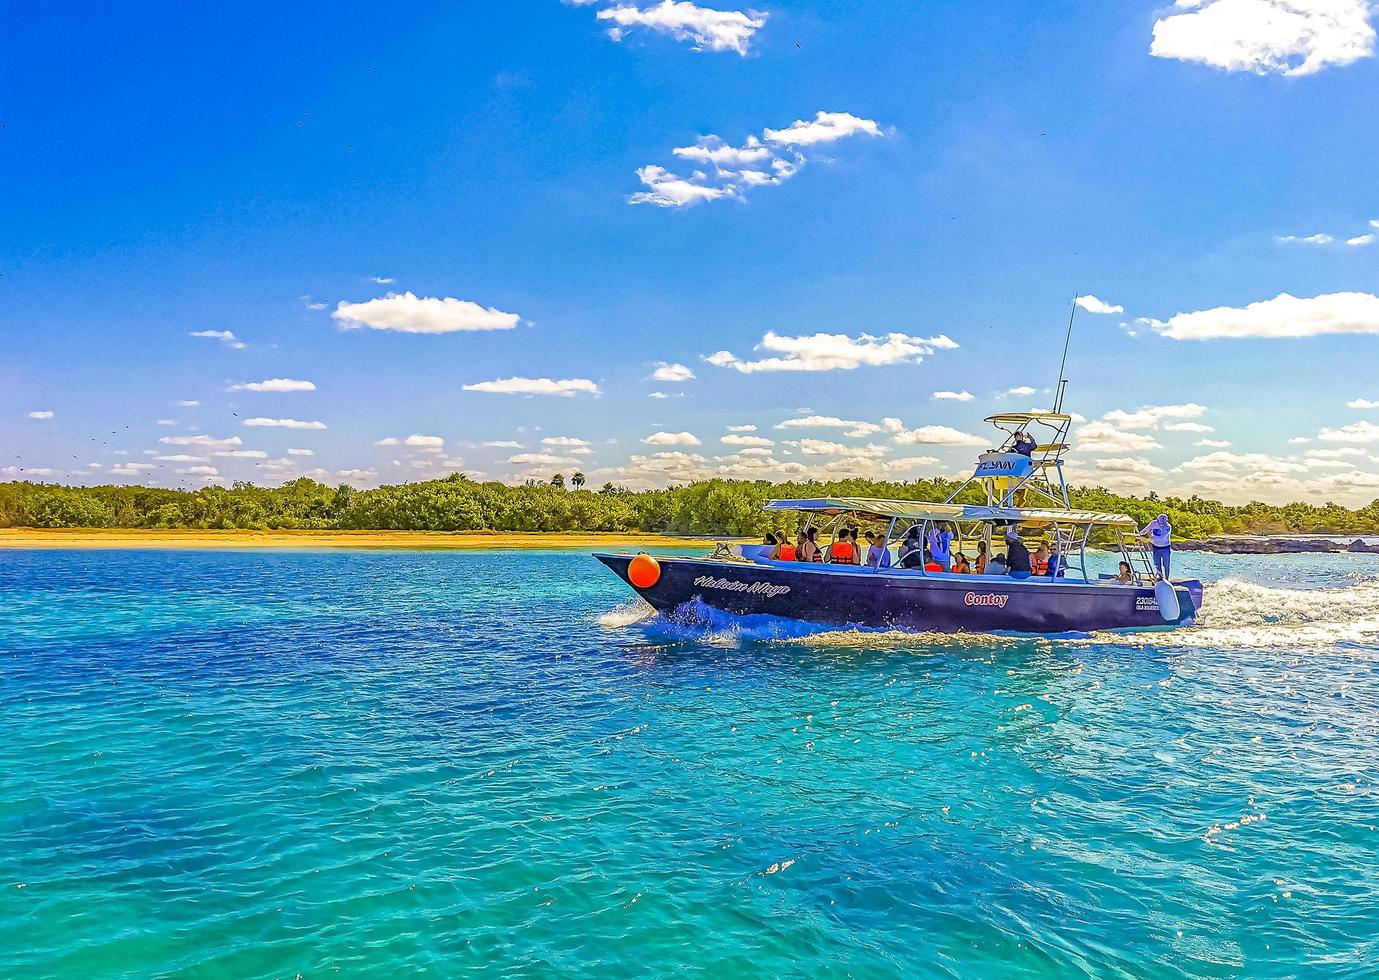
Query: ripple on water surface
[{"left": 1, "top": 548, "right": 1378, "bottom": 977}]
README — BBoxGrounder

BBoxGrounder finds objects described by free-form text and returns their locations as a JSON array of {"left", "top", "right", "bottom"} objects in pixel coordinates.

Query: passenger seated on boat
[
  {"left": 975, "top": 540, "right": 988, "bottom": 574},
  {"left": 1046, "top": 544, "right": 1064, "bottom": 578},
  {"left": 1005, "top": 529, "right": 1032, "bottom": 579},
  {"left": 1116, "top": 561, "right": 1134, "bottom": 584},
  {"left": 826, "top": 528, "right": 860, "bottom": 565},
  {"left": 798, "top": 528, "right": 823, "bottom": 563},
  {"left": 897, "top": 526, "right": 923, "bottom": 568},
  {"left": 952, "top": 552, "right": 971, "bottom": 574},
  {"left": 988, "top": 553, "right": 1009, "bottom": 575},
  {"left": 771, "top": 535, "right": 796, "bottom": 561},
  {"left": 864, "top": 531, "right": 892, "bottom": 569},
  {"left": 1013, "top": 431, "right": 1036, "bottom": 457},
  {"left": 924, "top": 554, "right": 942, "bottom": 573},
  {"left": 1031, "top": 543, "right": 1050, "bottom": 576}
]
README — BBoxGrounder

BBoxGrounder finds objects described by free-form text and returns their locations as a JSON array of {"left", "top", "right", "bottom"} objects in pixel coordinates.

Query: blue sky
[{"left": 5, "top": 0, "right": 1379, "bottom": 504}]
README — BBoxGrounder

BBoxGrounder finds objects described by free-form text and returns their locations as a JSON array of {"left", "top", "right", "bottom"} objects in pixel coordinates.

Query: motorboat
[{"left": 594, "top": 410, "right": 1202, "bottom": 635}]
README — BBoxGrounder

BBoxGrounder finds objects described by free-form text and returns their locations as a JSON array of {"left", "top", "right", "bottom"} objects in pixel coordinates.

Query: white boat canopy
[
  {"left": 983, "top": 410, "right": 1072, "bottom": 425},
  {"left": 763, "top": 496, "right": 1138, "bottom": 529}
]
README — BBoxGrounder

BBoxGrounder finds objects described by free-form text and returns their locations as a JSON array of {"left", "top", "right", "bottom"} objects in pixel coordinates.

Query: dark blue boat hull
[{"left": 594, "top": 554, "right": 1202, "bottom": 634}]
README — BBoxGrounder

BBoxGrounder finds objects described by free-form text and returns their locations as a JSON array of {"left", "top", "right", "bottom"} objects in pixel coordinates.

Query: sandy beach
[{"left": 0, "top": 528, "right": 744, "bottom": 552}]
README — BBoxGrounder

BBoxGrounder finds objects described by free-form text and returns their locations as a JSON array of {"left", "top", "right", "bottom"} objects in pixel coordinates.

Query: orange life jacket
[
  {"left": 829, "top": 541, "right": 856, "bottom": 563},
  {"left": 778, "top": 544, "right": 796, "bottom": 561}
]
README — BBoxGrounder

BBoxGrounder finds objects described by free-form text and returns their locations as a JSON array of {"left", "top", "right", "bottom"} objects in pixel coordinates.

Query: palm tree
[
  {"left": 571, "top": 471, "right": 586, "bottom": 489},
  {"left": 549, "top": 473, "right": 565, "bottom": 488}
]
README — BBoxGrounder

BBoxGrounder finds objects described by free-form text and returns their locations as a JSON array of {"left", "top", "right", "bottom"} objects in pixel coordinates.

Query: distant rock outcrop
[{"left": 1177, "top": 537, "right": 1379, "bottom": 555}]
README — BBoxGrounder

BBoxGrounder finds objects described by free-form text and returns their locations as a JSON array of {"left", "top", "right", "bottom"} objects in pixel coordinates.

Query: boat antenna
[{"left": 1053, "top": 294, "right": 1077, "bottom": 413}]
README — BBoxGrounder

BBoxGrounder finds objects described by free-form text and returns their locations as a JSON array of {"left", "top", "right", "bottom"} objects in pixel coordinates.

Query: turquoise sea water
[{"left": 3, "top": 548, "right": 1378, "bottom": 978}]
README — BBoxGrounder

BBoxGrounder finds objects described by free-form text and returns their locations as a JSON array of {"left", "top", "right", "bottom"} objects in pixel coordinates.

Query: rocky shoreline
[{"left": 1176, "top": 537, "right": 1379, "bottom": 555}]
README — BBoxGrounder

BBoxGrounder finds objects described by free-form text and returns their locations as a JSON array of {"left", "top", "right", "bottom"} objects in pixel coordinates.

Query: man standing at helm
[{"left": 1141, "top": 514, "right": 1173, "bottom": 580}]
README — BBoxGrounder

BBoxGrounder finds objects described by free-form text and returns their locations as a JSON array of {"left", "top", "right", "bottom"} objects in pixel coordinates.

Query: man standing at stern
[{"left": 1140, "top": 513, "right": 1173, "bottom": 580}]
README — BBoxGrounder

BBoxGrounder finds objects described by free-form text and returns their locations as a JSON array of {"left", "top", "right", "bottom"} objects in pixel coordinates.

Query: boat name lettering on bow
[
  {"left": 964, "top": 592, "right": 1009, "bottom": 608},
  {"left": 694, "top": 575, "right": 791, "bottom": 598}
]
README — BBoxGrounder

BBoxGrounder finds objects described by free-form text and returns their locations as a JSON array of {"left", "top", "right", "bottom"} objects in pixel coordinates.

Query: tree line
[{"left": 3, "top": 475, "right": 1378, "bottom": 539}]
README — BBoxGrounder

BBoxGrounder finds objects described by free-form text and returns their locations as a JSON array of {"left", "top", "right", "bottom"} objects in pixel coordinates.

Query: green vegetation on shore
[{"left": 4, "top": 476, "right": 1378, "bottom": 539}]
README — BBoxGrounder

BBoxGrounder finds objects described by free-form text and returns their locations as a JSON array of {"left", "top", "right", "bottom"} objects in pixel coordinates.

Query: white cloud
[
  {"left": 287, "top": 448, "right": 314, "bottom": 456},
  {"left": 463, "top": 377, "right": 601, "bottom": 397},
  {"left": 1288, "top": 436, "right": 1312, "bottom": 444},
  {"left": 155, "top": 454, "right": 207, "bottom": 463},
  {"left": 721, "top": 433, "right": 774, "bottom": 447},
  {"left": 542, "top": 436, "right": 592, "bottom": 448},
  {"left": 332, "top": 292, "right": 521, "bottom": 334},
  {"left": 369, "top": 276, "right": 396, "bottom": 284},
  {"left": 643, "top": 431, "right": 702, "bottom": 446},
  {"left": 648, "top": 391, "right": 671, "bottom": 399},
  {"left": 160, "top": 434, "right": 241, "bottom": 447},
  {"left": 1075, "top": 295, "right": 1125, "bottom": 314},
  {"left": 673, "top": 135, "right": 773, "bottom": 169},
  {"left": 1318, "top": 420, "right": 1379, "bottom": 443},
  {"left": 27, "top": 410, "right": 54, "bottom": 420},
  {"left": 109, "top": 463, "right": 155, "bottom": 476},
  {"left": 1153, "top": 292, "right": 1379, "bottom": 340},
  {"left": 1196, "top": 438, "right": 1232, "bottom": 448},
  {"left": 796, "top": 438, "right": 854, "bottom": 456},
  {"left": 629, "top": 165, "right": 738, "bottom": 208},
  {"left": 1100, "top": 404, "right": 1207, "bottom": 429},
  {"left": 156, "top": 419, "right": 177, "bottom": 426},
  {"left": 763, "top": 110, "right": 886, "bottom": 146},
  {"left": 403, "top": 434, "right": 444, "bottom": 447},
  {"left": 631, "top": 110, "right": 887, "bottom": 208},
  {"left": 214, "top": 449, "right": 269, "bottom": 459},
  {"left": 175, "top": 400, "right": 200, "bottom": 407},
  {"left": 1093, "top": 456, "right": 1166, "bottom": 477},
  {"left": 1, "top": 466, "right": 58, "bottom": 478},
  {"left": 892, "top": 424, "right": 988, "bottom": 447},
  {"left": 1346, "top": 234, "right": 1375, "bottom": 246},
  {"left": 775, "top": 415, "right": 883, "bottom": 437},
  {"left": 243, "top": 418, "right": 327, "bottom": 430},
  {"left": 1277, "top": 233, "right": 1334, "bottom": 245},
  {"left": 1176, "top": 451, "right": 1310, "bottom": 476},
  {"left": 509, "top": 452, "right": 580, "bottom": 466},
  {"left": 1003, "top": 385, "right": 1038, "bottom": 398},
  {"left": 181, "top": 466, "right": 220, "bottom": 477},
  {"left": 189, "top": 329, "right": 245, "bottom": 349},
  {"left": 1150, "top": 0, "right": 1377, "bottom": 77},
  {"left": 1077, "top": 422, "right": 1164, "bottom": 454},
  {"left": 483, "top": 440, "right": 525, "bottom": 448},
  {"left": 726, "top": 423, "right": 757, "bottom": 432},
  {"left": 932, "top": 390, "right": 975, "bottom": 401},
  {"left": 708, "top": 330, "right": 957, "bottom": 373},
  {"left": 652, "top": 362, "right": 696, "bottom": 382},
  {"left": 597, "top": 1, "right": 767, "bottom": 55},
  {"left": 883, "top": 455, "right": 940, "bottom": 472},
  {"left": 375, "top": 437, "right": 401, "bottom": 446},
  {"left": 1075, "top": 404, "right": 1209, "bottom": 453},
  {"left": 1348, "top": 398, "right": 1379, "bottom": 409},
  {"left": 228, "top": 378, "right": 317, "bottom": 393}
]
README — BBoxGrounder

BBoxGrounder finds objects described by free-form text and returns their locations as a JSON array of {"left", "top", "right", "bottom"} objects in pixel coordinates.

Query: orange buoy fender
[{"left": 628, "top": 553, "right": 661, "bottom": 589}]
